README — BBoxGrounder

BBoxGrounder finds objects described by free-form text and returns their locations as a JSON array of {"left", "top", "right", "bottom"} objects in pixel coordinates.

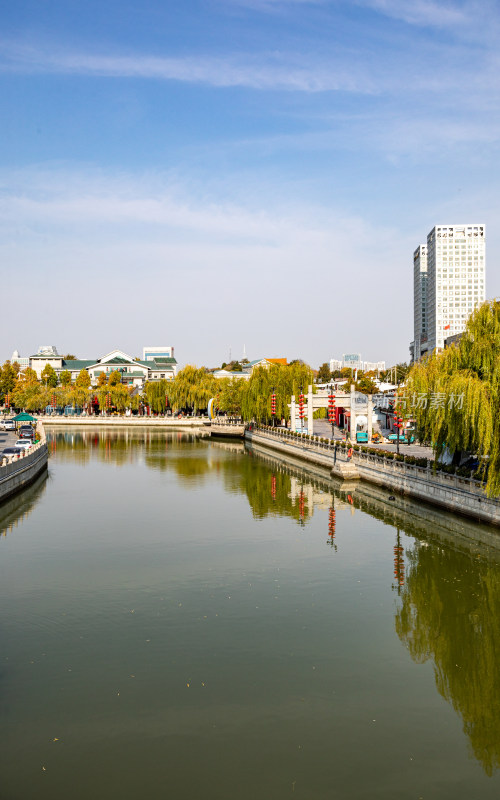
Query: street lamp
[{"left": 271, "top": 388, "right": 276, "bottom": 427}]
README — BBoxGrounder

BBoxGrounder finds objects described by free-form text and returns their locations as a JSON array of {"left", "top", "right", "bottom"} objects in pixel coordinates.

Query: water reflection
[
  {"left": 39, "top": 426, "right": 500, "bottom": 780},
  {"left": 396, "top": 538, "right": 500, "bottom": 775},
  {"left": 0, "top": 470, "right": 48, "bottom": 537}
]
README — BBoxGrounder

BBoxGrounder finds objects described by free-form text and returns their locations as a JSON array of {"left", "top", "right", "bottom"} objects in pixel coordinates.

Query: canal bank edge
[
  {"left": 245, "top": 427, "right": 500, "bottom": 528},
  {"left": 39, "top": 415, "right": 210, "bottom": 428},
  {"left": 0, "top": 423, "right": 48, "bottom": 505}
]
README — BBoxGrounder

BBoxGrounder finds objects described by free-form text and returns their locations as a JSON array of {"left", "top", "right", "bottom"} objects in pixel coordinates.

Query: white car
[
  {"left": 1, "top": 420, "right": 15, "bottom": 431},
  {"left": 15, "top": 439, "right": 32, "bottom": 450}
]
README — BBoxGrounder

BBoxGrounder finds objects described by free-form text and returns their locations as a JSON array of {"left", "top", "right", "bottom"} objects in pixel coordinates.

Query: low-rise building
[{"left": 13, "top": 345, "right": 177, "bottom": 387}]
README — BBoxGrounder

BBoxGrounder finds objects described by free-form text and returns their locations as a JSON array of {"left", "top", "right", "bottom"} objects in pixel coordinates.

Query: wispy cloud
[
  {"left": 0, "top": 41, "right": 372, "bottom": 93},
  {"left": 356, "top": 0, "right": 500, "bottom": 34},
  {"left": 0, "top": 165, "right": 412, "bottom": 365}
]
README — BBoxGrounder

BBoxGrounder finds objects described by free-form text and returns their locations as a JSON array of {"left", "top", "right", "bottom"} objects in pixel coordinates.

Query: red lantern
[
  {"left": 298, "top": 392, "right": 305, "bottom": 420},
  {"left": 328, "top": 391, "right": 335, "bottom": 423},
  {"left": 271, "top": 392, "right": 276, "bottom": 415}
]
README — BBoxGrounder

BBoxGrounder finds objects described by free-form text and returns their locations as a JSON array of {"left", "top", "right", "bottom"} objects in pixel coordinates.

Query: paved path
[{"left": 312, "top": 419, "right": 433, "bottom": 459}]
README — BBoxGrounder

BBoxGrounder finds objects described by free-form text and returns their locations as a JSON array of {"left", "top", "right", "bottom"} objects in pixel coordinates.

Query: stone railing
[
  {"left": 0, "top": 422, "right": 49, "bottom": 504},
  {"left": 246, "top": 425, "right": 500, "bottom": 526}
]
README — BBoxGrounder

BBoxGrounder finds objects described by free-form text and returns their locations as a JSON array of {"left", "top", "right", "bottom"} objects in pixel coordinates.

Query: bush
[
  {"left": 353, "top": 444, "right": 360, "bottom": 451},
  {"left": 385, "top": 452, "right": 395, "bottom": 460},
  {"left": 395, "top": 454, "right": 404, "bottom": 462}
]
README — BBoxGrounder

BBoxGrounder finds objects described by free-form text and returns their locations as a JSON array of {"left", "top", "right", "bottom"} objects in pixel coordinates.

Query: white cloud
[
  {"left": 0, "top": 166, "right": 411, "bottom": 366},
  {"left": 0, "top": 41, "right": 372, "bottom": 93}
]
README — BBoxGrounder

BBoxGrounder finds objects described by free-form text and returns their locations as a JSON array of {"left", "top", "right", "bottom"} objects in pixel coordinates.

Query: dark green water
[{"left": 0, "top": 428, "right": 499, "bottom": 800}]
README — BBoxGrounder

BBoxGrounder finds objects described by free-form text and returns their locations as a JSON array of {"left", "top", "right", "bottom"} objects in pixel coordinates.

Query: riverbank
[
  {"left": 245, "top": 426, "right": 500, "bottom": 528},
  {"left": 40, "top": 415, "right": 209, "bottom": 428},
  {"left": 0, "top": 422, "right": 48, "bottom": 505}
]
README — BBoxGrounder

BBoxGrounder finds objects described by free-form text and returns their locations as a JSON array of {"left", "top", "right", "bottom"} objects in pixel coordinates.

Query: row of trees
[{"left": 1, "top": 359, "right": 315, "bottom": 422}]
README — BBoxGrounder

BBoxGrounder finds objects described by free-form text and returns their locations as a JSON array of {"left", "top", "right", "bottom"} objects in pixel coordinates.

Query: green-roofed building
[{"left": 25, "top": 346, "right": 177, "bottom": 388}]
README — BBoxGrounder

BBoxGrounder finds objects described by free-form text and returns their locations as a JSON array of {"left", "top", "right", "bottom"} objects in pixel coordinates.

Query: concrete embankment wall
[
  {"left": 245, "top": 429, "right": 500, "bottom": 527},
  {"left": 0, "top": 424, "right": 48, "bottom": 504},
  {"left": 41, "top": 416, "right": 208, "bottom": 428}
]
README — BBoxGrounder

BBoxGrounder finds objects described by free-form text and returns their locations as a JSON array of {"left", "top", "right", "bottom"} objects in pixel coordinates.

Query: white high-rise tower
[{"left": 415, "top": 224, "right": 486, "bottom": 356}]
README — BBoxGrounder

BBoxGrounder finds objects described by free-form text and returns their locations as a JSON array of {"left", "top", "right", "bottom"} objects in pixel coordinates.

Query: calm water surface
[{"left": 0, "top": 428, "right": 499, "bottom": 800}]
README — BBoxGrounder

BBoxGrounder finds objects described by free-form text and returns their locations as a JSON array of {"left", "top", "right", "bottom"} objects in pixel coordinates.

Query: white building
[
  {"left": 410, "top": 245, "right": 428, "bottom": 362},
  {"left": 425, "top": 224, "right": 485, "bottom": 353},
  {"left": 329, "top": 356, "right": 385, "bottom": 373},
  {"left": 142, "top": 346, "right": 177, "bottom": 376}
]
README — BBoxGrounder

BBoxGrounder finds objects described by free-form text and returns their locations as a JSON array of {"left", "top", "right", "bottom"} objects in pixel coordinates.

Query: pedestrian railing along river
[
  {"left": 247, "top": 425, "right": 500, "bottom": 525},
  {"left": 0, "top": 423, "right": 49, "bottom": 504}
]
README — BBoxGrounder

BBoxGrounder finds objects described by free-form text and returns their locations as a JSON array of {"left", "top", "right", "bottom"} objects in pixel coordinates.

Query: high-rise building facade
[
  {"left": 411, "top": 244, "right": 428, "bottom": 361},
  {"left": 412, "top": 224, "right": 486, "bottom": 358}
]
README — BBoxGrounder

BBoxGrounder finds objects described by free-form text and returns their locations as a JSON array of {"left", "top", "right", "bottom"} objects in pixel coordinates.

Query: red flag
[{"left": 444, "top": 324, "right": 450, "bottom": 330}]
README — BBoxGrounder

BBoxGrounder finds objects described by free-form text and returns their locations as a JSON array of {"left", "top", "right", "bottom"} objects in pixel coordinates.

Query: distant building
[
  {"left": 410, "top": 244, "right": 428, "bottom": 363},
  {"left": 10, "top": 350, "right": 30, "bottom": 369},
  {"left": 24, "top": 346, "right": 177, "bottom": 386},
  {"left": 329, "top": 356, "right": 385, "bottom": 373},
  {"left": 412, "top": 224, "right": 486, "bottom": 358},
  {"left": 142, "top": 346, "right": 177, "bottom": 377}
]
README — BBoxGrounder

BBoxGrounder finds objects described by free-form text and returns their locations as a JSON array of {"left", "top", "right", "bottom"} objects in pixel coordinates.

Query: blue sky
[{"left": 1, "top": 0, "right": 499, "bottom": 367}]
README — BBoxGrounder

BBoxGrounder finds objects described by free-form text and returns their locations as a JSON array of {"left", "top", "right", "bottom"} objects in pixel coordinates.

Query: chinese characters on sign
[{"left": 398, "top": 393, "right": 465, "bottom": 411}]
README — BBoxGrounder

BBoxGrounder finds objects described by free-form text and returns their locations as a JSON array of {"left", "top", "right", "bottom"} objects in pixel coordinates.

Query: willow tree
[
  {"left": 168, "top": 366, "right": 217, "bottom": 414},
  {"left": 217, "top": 378, "right": 246, "bottom": 416},
  {"left": 144, "top": 379, "right": 170, "bottom": 414},
  {"left": 241, "top": 362, "right": 314, "bottom": 423},
  {"left": 406, "top": 301, "right": 500, "bottom": 495}
]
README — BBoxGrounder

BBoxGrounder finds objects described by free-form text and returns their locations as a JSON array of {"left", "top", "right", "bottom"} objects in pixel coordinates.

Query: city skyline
[{"left": 2, "top": 1, "right": 500, "bottom": 366}]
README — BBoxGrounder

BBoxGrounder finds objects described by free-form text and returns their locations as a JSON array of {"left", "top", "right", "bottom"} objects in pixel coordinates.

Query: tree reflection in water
[
  {"left": 396, "top": 539, "right": 500, "bottom": 775},
  {"left": 45, "top": 427, "right": 500, "bottom": 775}
]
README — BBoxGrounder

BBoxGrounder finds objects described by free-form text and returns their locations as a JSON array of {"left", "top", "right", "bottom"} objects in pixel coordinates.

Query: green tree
[
  {"left": 59, "top": 370, "right": 72, "bottom": 386},
  {"left": 41, "top": 364, "right": 58, "bottom": 387},
  {"left": 316, "top": 362, "right": 332, "bottom": 383},
  {"left": 217, "top": 378, "right": 246, "bottom": 416},
  {"left": 406, "top": 301, "right": 500, "bottom": 495},
  {"left": 75, "top": 369, "right": 90, "bottom": 389},
  {"left": 241, "top": 362, "right": 314, "bottom": 423},
  {"left": 0, "top": 360, "right": 18, "bottom": 400},
  {"left": 108, "top": 370, "right": 122, "bottom": 386},
  {"left": 62, "top": 354, "right": 77, "bottom": 360},
  {"left": 144, "top": 379, "right": 171, "bottom": 414},
  {"left": 169, "top": 366, "right": 217, "bottom": 414},
  {"left": 97, "top": 372, "right": 108, "bottom": 387}
]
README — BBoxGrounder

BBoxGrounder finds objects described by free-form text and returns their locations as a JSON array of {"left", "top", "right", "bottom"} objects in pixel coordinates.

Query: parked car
[
  {"left": 1, "top": 447, "right": 23, "bottom": 458},
  {"left": 15, "top": 439, "right": 32, "bottom": 450},
  {"left": 18, "top": 426, "right": 35, "bottom": 439}
]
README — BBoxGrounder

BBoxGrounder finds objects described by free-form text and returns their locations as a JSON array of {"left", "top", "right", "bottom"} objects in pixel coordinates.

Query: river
[{"left": 0, "top": 427, "right": 499, "bottom": 799}]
